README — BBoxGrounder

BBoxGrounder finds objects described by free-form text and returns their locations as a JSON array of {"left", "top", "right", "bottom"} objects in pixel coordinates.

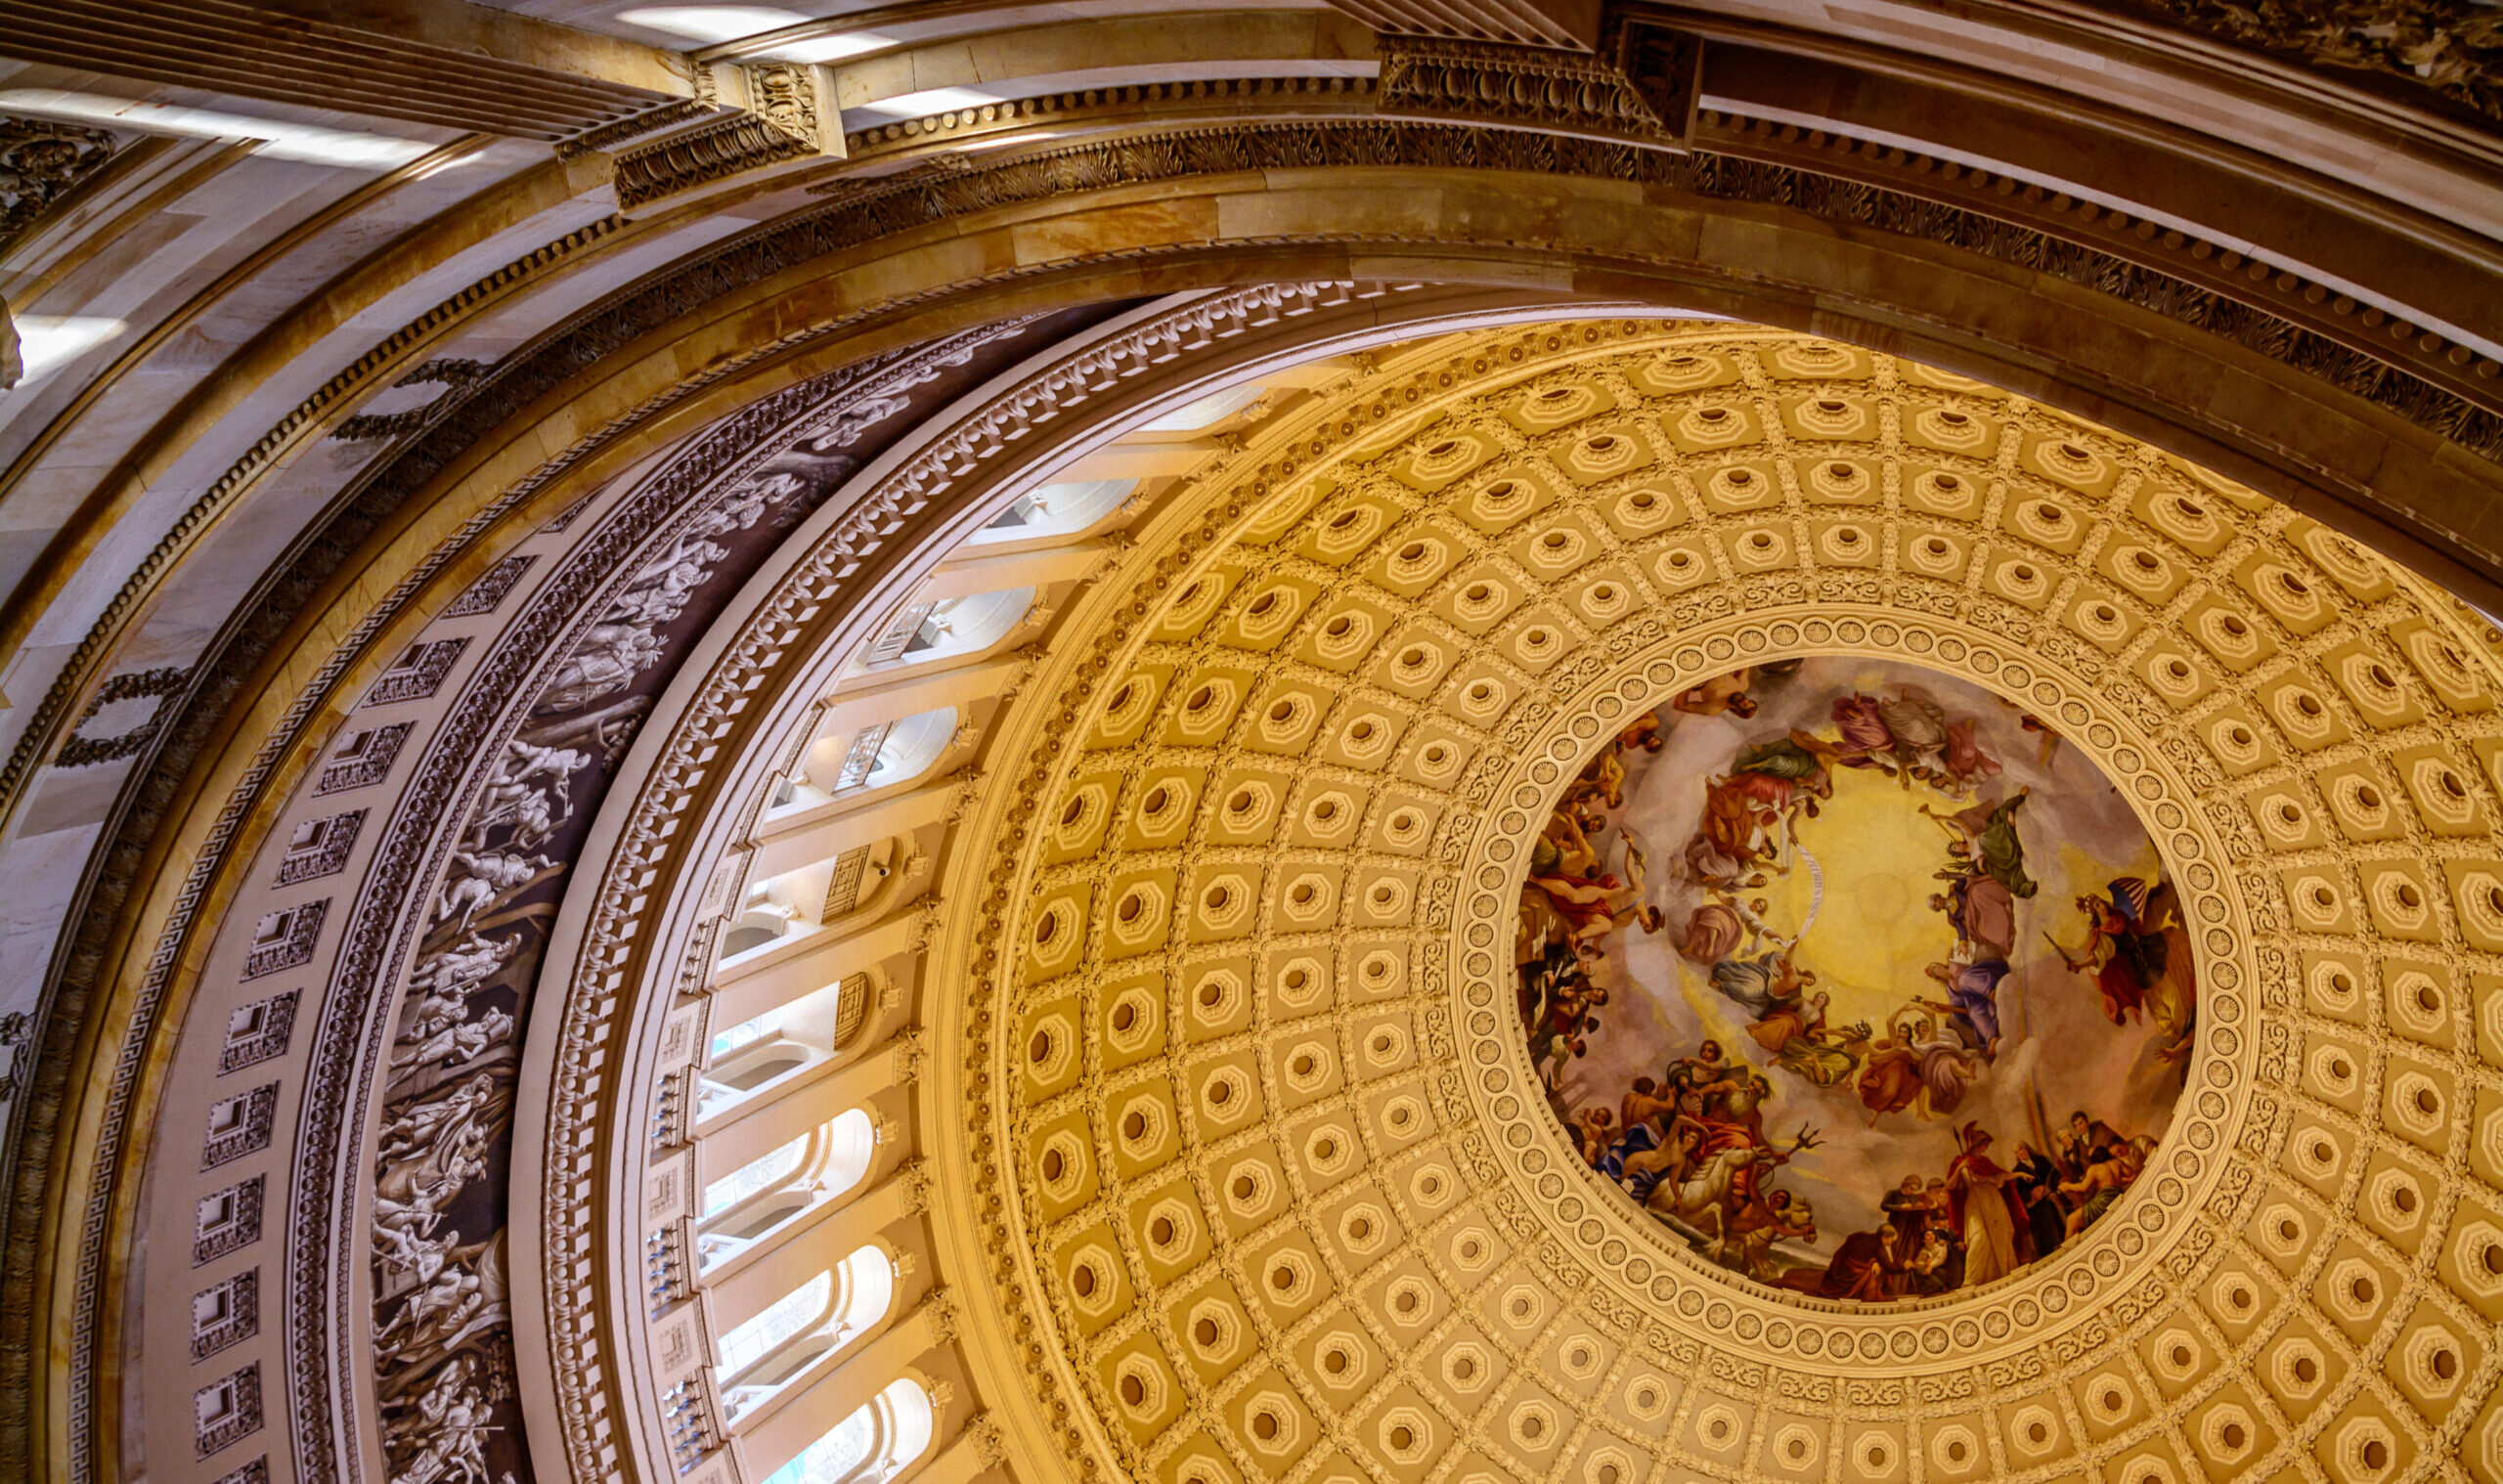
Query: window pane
[
  {"left": 702, "top": 1134, "right": 810, "bottom": 1217},
  {"left": 763, "top": 1403, "right": 872, "bottom": 1484},
  {"left": 716, "top": 1270, "right": 828, "bottom": 1376},
  {"left": 709, "top": 1012, "right": 775, "bottom": 1059}
]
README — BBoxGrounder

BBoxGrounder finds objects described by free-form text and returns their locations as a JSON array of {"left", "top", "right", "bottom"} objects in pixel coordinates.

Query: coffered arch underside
[{"left": 935, "top": 321, "right": 2503, "bottom": 1484}]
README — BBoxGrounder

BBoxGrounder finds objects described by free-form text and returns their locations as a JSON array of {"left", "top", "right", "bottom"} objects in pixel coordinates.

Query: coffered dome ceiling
[
  {"left": 870, "top": 320, "right": 2503, "bottom": 1484},
  {"left": 10, "top": 6, "right": 2503, "bottom": 1480}
]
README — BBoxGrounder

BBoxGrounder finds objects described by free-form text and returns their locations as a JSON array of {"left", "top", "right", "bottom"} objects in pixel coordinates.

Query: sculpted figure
[
  {"left": 437, "top": 848, "right": 552, "bottom": 930},
  {"left": 408, "top": 933, "right": 513, "bottom": 1002},
  {"left": 393, "top": 1006, "right": 514, "bottom": 1072}
]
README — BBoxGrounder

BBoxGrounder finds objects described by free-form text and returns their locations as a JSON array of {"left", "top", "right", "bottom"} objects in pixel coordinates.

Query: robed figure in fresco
[
  {"left": 2057, "top": 875, "right": 2196, "bottom": 1061},
  {"left": 1945, "top": 1122, "right": 2033, "bottom": 1287}
]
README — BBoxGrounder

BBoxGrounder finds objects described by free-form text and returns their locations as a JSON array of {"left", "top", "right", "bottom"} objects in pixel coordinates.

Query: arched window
[
  {"left": 828, "top": 708, "right": 955, "bottom": 794},
  {"left": 710, "top": 1012, "right": 778, "bottom": 1060},
  {"left": 716, "top": 1270, "right": 830, "bottom": 1377},
  {"left": 717, "top": 1244, "right": 898, "bottom": 1420},
  {"left": 695, "top": 1110, "right": 879, "bottom": 1270},
  {"left": 759, "top": 1378, "right": 933, "bottom": 1484}
]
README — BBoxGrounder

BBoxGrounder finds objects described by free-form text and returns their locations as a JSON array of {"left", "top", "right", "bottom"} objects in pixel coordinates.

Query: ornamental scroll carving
[
  {"left": 0, "top": 115, "right": 115, "bottom": 253},
  {"left": 2086, "top": 0, "right": 2503, "bottom": 123},
  {"left": 615, "top": 64, "right": 832, "bottom": 210},
  {"left": 1377, "top": 29, "right": 1694, "bottom": 145}
]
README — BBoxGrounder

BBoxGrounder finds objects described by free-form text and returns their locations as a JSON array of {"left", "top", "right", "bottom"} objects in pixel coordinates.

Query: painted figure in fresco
[
  {"left": 1768, "top": 1014, "right": 1869, "bottom": 1089},
  {"left": 1525, "top": 865, "right": 1665, "bottom": 949},
  {"left": 1573, "top": 718, "right": 1665, "bottom": 813},
  {"left": 1945, "top": 1122, "right": 2033, "bottom": 1287},
  {"left": 1673, "top": 668, "right": 1762, "bottom": 719},
  {"left": 1619, "top": 1075, "right": 1684, "bottom": 1140},
  {"left": 1831, "top": 691, "right": 1952, "bottom": 786},
  {"left": 2055, "top": 877, "right": 2194, "bottom": 1059},
  {"left": 1662, "top": 1040, "right": 1737, "bottom": 1112},
  {"left": 1614, "top": 1113, "right": 1707, "bottom": 1200},
  {"left": 1911, "top": 1014, "right": 1985, "bottom": 1118},
  {"left": 1828, "top": 693, "right": 1896, "bottom": 767},
  {"left": 2057, "top": 1131, "right": 2149, "bottom": 1238},
  {"left": 2009, "top": 1141, "right": 2069, "bottom": 1258},
  {"left": 1709, "top": 948, "right": 1813, "bottom": 1020},
  {"left": 1570, "top": 1106, "right": 1617, "bottom": 1164},
  {"left": 1680, "top": 900, "right": 1744, "bottom": 963},
  {"left": 1519, "top": 937, "right": 1611, "bottom": 1095},
  {"left": 1939, "top": 718, "right": 2004, "bottom": 791},
  {"left": 1693, "top": 730, "right": 1838, "bottom": 877},
  {"left": 1698, "top": 772, "right": 1789, "bottom": 876},
  {"left": 1744, "top": 987, "right": 1825, "bottom": 1057},
  {"left": 1723, "top": 1187, "right": 1818, "bottom": 1281},
  {"left": 1930, "top": 867, "right": 2018, "bottom": 960},
  {"left": 1854, "top": 1012, "right": 1928, "bottom": 1122},
  {"left": 1819, "top": 1177, "right": 1935, "bottom": 1299},
  {"left": 1922, "top": 784, "right": 2038, "bottom": 898},
  {"left": 1671, "top": 661, "right": 1806, "bottom": 720},
  {"left": 1646, "top": 1130, "right": 1816, "bottom": 1262},
  {"left": 1919, "top": 956, "right": 2011, "bottom": 1054}
]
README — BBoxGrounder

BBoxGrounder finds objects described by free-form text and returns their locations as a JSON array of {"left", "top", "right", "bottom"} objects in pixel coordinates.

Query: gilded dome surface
[{"left": 929, "top": 320, "right": 2503, "bottom": 1484}]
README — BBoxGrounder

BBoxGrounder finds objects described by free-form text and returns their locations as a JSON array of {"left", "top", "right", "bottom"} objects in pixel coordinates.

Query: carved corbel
[
  {"left": 966, "top": 1415, "right": 1007, "bottom": 1467},
  {"left": 1375, "top": 22, "right": 1697, "bottom": 148},
  {"left": 1085, "top": 531, "right": 1137, "bottom": 583},
  {"left": 898, "top": 1156, "right": 935, "bottom": 1212},
  {"left": 909, "top": 901, "right": 946, "bottom": 955},
  {"left": 921, "top": 1289, "right": 960, "bottom": 1345},
  {"left": 582, "top": 63, "right": 845, "bottom": 212}
]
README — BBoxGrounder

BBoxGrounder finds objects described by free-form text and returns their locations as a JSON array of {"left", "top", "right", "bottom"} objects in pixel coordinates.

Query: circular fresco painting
[{"left": 1518, "top": 656, "right": 2194, "bottom": 1302}]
